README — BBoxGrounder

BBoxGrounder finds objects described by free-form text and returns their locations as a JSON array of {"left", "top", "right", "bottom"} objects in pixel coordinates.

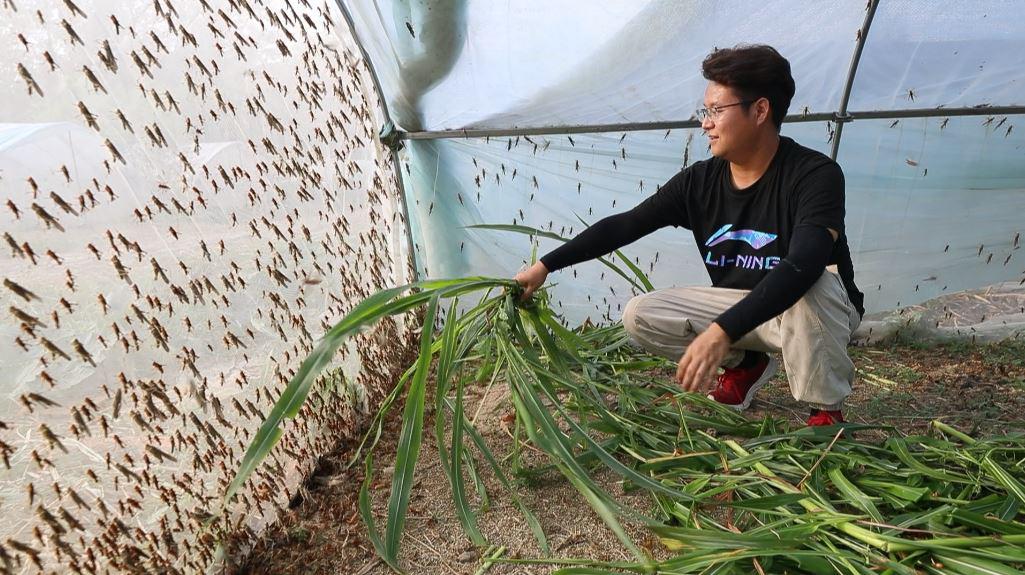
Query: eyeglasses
[{"left": 696, "top": 100, "right": 754, "bottom": 122}]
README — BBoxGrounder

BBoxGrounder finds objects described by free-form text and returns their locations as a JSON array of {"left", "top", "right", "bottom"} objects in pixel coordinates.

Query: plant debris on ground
[{"left": 231, "top": 274, "right": 1025, "bottom": 575}]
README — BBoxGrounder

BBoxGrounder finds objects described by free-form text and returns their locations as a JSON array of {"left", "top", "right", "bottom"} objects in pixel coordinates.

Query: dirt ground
[{"left": 237, "top": 338, "right": 1025, "bottom": 575}]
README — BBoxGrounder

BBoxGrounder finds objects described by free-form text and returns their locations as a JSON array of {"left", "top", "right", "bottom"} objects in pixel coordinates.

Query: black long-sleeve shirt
[{"left": 540, "top": 136, "right": 864, "bottom": 341}]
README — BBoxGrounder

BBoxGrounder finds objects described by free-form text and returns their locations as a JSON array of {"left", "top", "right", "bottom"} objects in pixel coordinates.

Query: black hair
[{"left": 701, "top": 44, "right": 795, "bottom": 131}]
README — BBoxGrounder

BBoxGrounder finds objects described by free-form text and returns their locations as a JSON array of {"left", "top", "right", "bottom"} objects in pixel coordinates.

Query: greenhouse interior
[{"left": 2, "top": 0, "right": 1025, "bottom": 573}]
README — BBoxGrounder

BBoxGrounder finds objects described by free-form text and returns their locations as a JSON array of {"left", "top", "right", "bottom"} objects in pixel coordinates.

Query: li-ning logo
[
  {"left": 705, "top": 224, "right": 777, "bottom": 249},
  {"left": 704, "top": 224, "right": 780, "bottom": 270}
]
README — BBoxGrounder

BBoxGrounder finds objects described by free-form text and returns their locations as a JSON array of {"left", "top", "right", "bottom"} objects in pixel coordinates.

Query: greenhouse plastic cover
[
  {"left": 2, "top": 0, "right": 1025, "bottom": 573},
  {"left": 1, "top": 0, "right": 414, "bottom": 572},
  {"left": 346, "top": 0, "right": 1025, "bottom": 326},
  {"left": 349, "top": 0, "right": 1024, "bottom": 129}
]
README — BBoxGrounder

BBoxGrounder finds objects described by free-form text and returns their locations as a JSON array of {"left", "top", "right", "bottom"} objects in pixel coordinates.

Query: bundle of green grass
[{"left": 227, "top": 262, "right": 1025, "bottom": 574}]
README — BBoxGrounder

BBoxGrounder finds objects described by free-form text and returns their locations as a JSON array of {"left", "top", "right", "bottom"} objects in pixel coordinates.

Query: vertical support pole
[
  {"left": 831, "top": 0, "right": 881, "bottom": 160},
  {"left": 335, "top": 0, "right": 420, "bottom": 282}
]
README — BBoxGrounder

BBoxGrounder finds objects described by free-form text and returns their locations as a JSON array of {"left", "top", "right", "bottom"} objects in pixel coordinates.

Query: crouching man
[{"left": 515, "top": 44, "right": 864, "bottom": 426}]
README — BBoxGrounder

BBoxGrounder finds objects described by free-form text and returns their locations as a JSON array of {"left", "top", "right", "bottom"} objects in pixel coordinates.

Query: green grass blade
[
  {"left": 467, "top": 223, "right": 648, "bottom": 293},
  {"left": 434, "top": 298, "right": 496, "bottom": 527},
  {"left": 981, "top": 456, "right": 1025, "bottom": 506},
  {"left": 722, "top": 493, "right": 811, "bottom": 512},
  {"left": 657, "top": 547, "right": 854, "bottom": 573},
  {"left": 855, "top": 478, "right": 930, "bottom": 504},
  {"left": 449, "top": 318, "right": 488, "bottom": 546},
  {"left": 650, "top": 524, "right": 804, "bottom": 550},
  {"left": 433, "top": 298, "right": 465, "bottom": 481},
  {"left": 931, "top": 552, "right": 1024, "bottom": 575},
  {"left": 947, "top": 509, "right": 1025, "bottom": 535},
  {"left": 383, "top": 294, "right": 441, "bottom": 563},
  {"left": 358, "top": 453, "right": 401, "bottom": 573},
  {"left": 829, "top": 467, "right": 885, "bottom": 522},
  {"left": 457, "top": 401, "right": 551, "bottom": 554},
  {"left": 226, "top": 278, "right": 511, "bottom": 503},
  {"left": 500, "top": 334, "right": 649, "bottom": 562},
  {"left": 553, "top": 568, "right": 645, "bottom": 575},
  {"left": 538, "top": 307, "right": 585, "bottom": 358},
  {"left": 997, "top": 495, "right": 1020, "bottom": 521},
  {"left": 513, "top": 306, "right": 698, "bottom": 504},
  {"left": 462, "top": 436, "right": 490, "bottom": 511},
  {"left": 886, "top": 437, "right": 968, "bottom": 484}
]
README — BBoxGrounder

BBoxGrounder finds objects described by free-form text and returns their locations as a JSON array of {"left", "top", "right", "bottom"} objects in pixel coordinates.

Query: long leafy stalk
[
  {"left": 223, "top": 277, "right": 512, "bottom": 505},
  {"left": 466, "top": 223, "right": 653, "bottom": 293},
  {"left": 228, "top": 268, "right": 1025, "bottom": 574},
  {"left": 382, "top": 293, "right": 440, "bottom": 561}
]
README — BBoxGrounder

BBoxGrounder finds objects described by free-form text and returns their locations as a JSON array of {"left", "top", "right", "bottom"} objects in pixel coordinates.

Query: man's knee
[
  {"left": 786, "top": 271, "right": 835, "bottom": 316},
  {"left": 621, "top": 294, "right": 646, "bottom": 337},
  {"left": 781, "top": 271, "right": 854, "bottom": 342}
]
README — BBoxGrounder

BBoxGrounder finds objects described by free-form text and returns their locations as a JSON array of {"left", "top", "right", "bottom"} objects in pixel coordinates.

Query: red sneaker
[
  {"left": 707, "top": 354, "right": 778, "bottom": 411},
  {"left": 806, "top": 409, "right": 845, "bottom": 426}
]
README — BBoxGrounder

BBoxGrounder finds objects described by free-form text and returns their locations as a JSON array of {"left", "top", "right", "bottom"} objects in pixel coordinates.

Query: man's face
[{"left": 701, "top": 82, "right": 757, "bottom": 160}]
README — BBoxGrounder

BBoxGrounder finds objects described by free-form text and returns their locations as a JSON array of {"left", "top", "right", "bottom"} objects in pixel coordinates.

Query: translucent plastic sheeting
[
  {"left": 402, "top": 129, "right": 713, "bottom": 324},
  {"left": 840, "top": 114, "right": 1025, "bottom": 312},
  {"left": 849, "top": 1, "right": 1025, "bottom": 111},
  {"left": 1, "top": 1, "right": 413, "bottom": 573},
  {"left": 856, "top": 280, "right": 1025, "bottom": 345},
  {"left": 345, "top": 0, "right": 866, "bottom": 131},
  {"left": 400, "top": 115, "right": 1024, "bottom": 327}
]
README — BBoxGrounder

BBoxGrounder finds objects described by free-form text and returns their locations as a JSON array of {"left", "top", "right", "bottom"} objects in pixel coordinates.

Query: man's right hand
[{"left": 513, "top": 261, "right": 550, "bottom": 302}]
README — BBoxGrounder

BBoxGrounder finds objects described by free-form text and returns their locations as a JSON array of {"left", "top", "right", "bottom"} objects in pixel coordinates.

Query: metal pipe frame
[
  {"left": 395, "top": 103, "right": 1025, "bottom": 142},
  {"left": 335, "top": 0, "right": 421, "bottom": 283},
  {"left": 389, "top": 1, "right": 1024, "bottom": 149},
  {"left": 830, "top": 0, "right": 880, "bottom": 159}
]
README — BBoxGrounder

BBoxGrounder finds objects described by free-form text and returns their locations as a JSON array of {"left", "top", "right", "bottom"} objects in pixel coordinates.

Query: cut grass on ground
[{"left": 239, "top": 338, "right": 1025, "bottom": 575}]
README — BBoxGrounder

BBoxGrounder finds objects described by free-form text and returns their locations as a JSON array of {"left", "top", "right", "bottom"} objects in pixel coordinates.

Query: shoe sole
[{"left": 708, "top": 356, "right": 779, "bottom": 412}]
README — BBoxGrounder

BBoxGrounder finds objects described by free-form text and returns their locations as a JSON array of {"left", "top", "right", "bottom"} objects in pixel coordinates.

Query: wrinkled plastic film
[
  {"left": 400, "top": 116, "right": 1024, "bottom": 326},
  {"left": 1, "top": 0, "right": 414, "bottom": 572},
  {"left": 345, "top": 0, "right": 866, "bottom": 131}
]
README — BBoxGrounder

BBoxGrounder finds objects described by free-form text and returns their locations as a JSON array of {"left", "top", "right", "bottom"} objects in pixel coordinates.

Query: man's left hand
[{"left": 676, "top": 322, "right": 733, "bottom": 393}]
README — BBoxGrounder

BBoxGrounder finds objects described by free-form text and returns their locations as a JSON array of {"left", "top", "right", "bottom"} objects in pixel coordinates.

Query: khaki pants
[{"left": 621, "top": 267, "right": 861, "bottom": 410}]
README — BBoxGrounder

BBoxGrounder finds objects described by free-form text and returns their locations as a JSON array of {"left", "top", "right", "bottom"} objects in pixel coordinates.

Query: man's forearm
[{"left": 540, "top": 208, "right": 662, "bottom": 273}]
